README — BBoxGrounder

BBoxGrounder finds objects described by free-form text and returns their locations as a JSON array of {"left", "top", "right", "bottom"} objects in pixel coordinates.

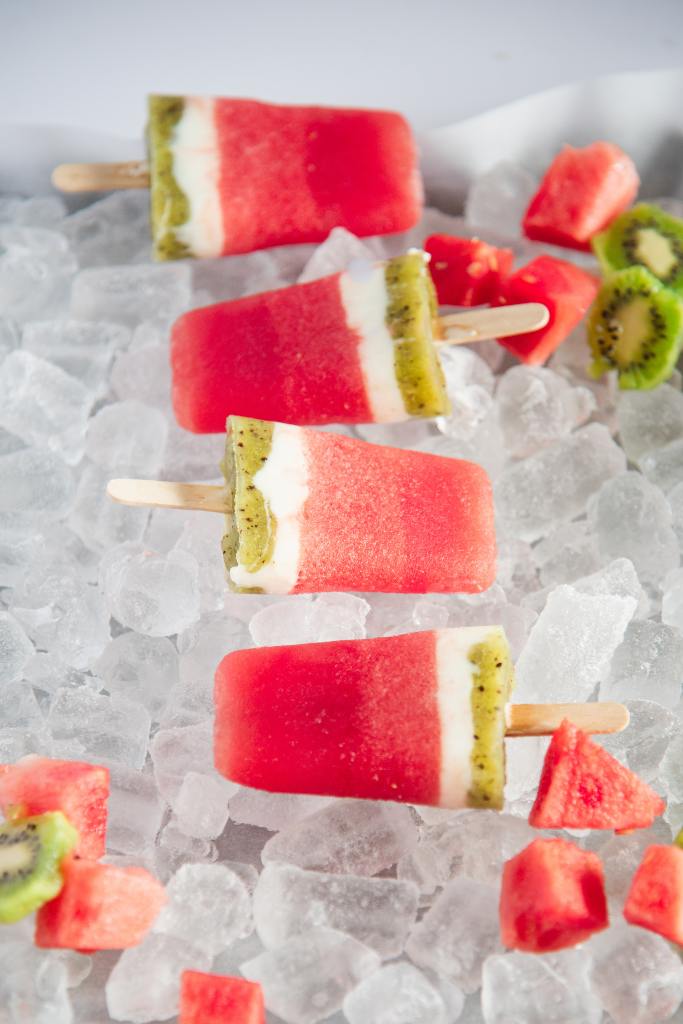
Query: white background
[{"left": 2, "top": 0, "right": 682, "bottom": 137}]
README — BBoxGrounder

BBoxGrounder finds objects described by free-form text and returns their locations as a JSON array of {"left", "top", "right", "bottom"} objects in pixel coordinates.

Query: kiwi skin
[
  {"left": 0, "top": 811, "right": 78, "bottom": 924},
  {"left": 592, "top": 203, "right": 683, "bottom": 296},
  {"left": 587, "top": 266, "right": 683, "bottom": 391}
]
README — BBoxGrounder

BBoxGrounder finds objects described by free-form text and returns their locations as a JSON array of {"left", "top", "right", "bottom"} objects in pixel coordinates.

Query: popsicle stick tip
[
  {"left": 52, "top": 161, "right": 150, "bottom": 193},
  {"left": 438, "top": 302, "right": 549, "bottom": 345},
  {"left": 107, "top": 478, "right": 228, "bottom": 514},
  {"left": 506, "top": 701, "right": 629, "bottom": 738}
]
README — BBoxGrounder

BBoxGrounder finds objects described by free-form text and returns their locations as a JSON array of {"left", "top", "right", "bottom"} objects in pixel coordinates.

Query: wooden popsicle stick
[
  {"left": 52, "top": 161, "right": 150, "bottom": 192},
  {"left": 107, "top": 478, "right": 228, "bottom": 513},
  {"left": 438, "top": 302, "right": 549, "bottom": 344},
  {"left": 506, "top": 701, "right": 629, "bottom": 737}
]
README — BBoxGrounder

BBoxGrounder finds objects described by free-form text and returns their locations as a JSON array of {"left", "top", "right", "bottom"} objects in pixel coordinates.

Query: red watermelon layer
[
  {"left": 523, "top": 142, "right": 639, "bottom": 250},
  {"left": 213, "top": 99, "right": 422, "bottom": 254},
  {"left": 495, "top": 255, "right": 599, "bottom": 364},
  {"left": 0, "top": 757, "right": 109, "bottom": 860},
  {"left": 500, "top": 837, "right": 608, "bottom": 952},
  {"left": 172, "top": 274, "right": 372, "bottom": 432},
  {"left": 424, "top": 234, "right": 513, "bottom": 306},
  {"left": 215, "top": 632, "right": 443, "bottom": 805},
  {"left": 180, "top": 971, "right": 265, "bottom": 1024},
  {"left": 35, "top": 860, "right": 166, "bottom": 951},
  {"left": 294, "top": 427, "right": 496, "bottom": 594},
  {"left": 624, "top": 845, "right": 683, "bottom": 944},
  {"left": 529, "top": 720, "right": 665, "bottom": 832}
]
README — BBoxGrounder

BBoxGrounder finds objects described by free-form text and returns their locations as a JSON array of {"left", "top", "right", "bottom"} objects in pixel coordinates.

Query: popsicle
[
  {"left": 108, "top": 414, "right": 497, "bottom": 595},
  {"left": 214, "top": 628, "right": 628, "bottom": 810},
  {"left": 53, "top": 95, "right": 423, "bottom": 260},
  {"left": 172, "top": 251, "right": 549, "bottom": 431}
]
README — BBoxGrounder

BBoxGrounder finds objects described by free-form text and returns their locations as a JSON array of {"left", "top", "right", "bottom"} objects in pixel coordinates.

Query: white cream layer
[
  {"left": 171, "top": 97, "right": 224, "bottom": 259},
  {"left": 435, "top": 625, "right": 502, "bottom": 809},
  {"left": 228, "top": 423, "right": 309, "bottom": 594},
  {"left": 339, "top": 262, "right": 408, "bottom": 423}
]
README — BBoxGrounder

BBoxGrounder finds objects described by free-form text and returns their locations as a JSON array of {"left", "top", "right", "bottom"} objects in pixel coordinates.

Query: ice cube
[
  {"left": 106, "top": 933, "right": 211, "bottom": 1023},
  {"left": 162, "top": 420, "right": 223, "bottom": 481},
  {"left": 406, "top": 878, "right": 501, "bottom": 994},
  {"left": 100, "top": 543, "right": 201, "bottom": 637},
  {"left": 0, "top": 225, "right": 76, "bottom": 321},
  {"left": 106, "top": 765, "right": 165, "bottom": 857},
  {"left": 495, "top": 424, "right": 626, "bottom": 541},
  {"left": 600, "top": 700, "right": 676, "bottom": 781},
  {"left": 464, "top": 161, "right": 538, "bottom": 238},
  {"left": 639, "top": 438, "right": 683, "bottom": 493},
  {"left": 668, "top": 480, "right": 683, "bottom": 549},
  {"left": 0, "top": 611, "right": 33, "bottom": 684},
  {"left": 481, "top": 948, "right": 601, "bottom": 1024},
  {"left": 22, "top": 319, "right": 129, "bottom": 393},
  {"left": 0, "top": 447, "right": 75, "bottom": 531},
  {"left": 69, "top": 461, "right": 149, "bottom": 552},
  {"left": 591, "top": 924, "right": 683, "bottom": 1024},
  {"left": 660, "top": 730, "right": 683, "bottom": 803},
  {"left": 0, "top": 679, "right": 49, "bottom": 761},
  {"left": 153, "top": 819, "right": 218, "bottom": 881},
  {"left": 599, "top": 822, "right": 673, "bottom": 911},
  {"left": 343, "top": 961, "right": 452, "bottom": 1024},
  {"left": 515, "top": 584, "right": 636, "bottom": 703},
  {"left": 150, "top": 721, "right": 216, "bottom": 807},
  {"left": 95, "top": 632, "right": 177, "bottom": 721},
  {"left": 298, "top": 227, "right": 379, "bottom": 282},
  {"left": 0, "top": 350, "right": 93, "bottom": 464},
  {"left": 71, "top": 263, "right": 192, "bottom": 327},
  {"left": 497, "top": 365, "right": 594, "bottom": 458},
  {"left": 48, "top": 687, "right": 151, "bottom": 769},
  {"left": 241, "top": 927, "right": 380, "bottom": 1024},
  {"left": 154, "top": 863, "right": 252, "bottom": 956},
  {"left": 173, "top": 515, "right": 227, "bottom": 614},
  {"left": 618, "top": 385, "right": 683, "bottom": 462},
  {"left": 589, "top": 472, "right": 679, "bottom": 586},
  {"left": 0, "top": 195, "right": 66, "bottom": 229},
  {"left": 229, "top": 787, "right": 332, "bottom": 831},
  {"left": 174, "top": 771, "right": 234, "bottom": 839},
  {"left": 61, "top": 190, "right": 151, "bottom": 267},
  {"left": 253, "top": 862, "right": 418, "bottom": 958},
  {"left": 662, "top": 567, "right": 683, "bottom": 632},
  {"left": 533, "top": 520, "right": 602, "bottom": 589},
  {"left": 261, "top": 800, "right": 418, "bottom": 876},
  {"left": 599, "top": 622, "right": 683, "bottom": 708},
  {"left": 249, "top": 593, "right": 370, "bottom": 646},
  {"left": 85, "top": 400, "right": 168, "bottom": 476},
  {"left": 0, "top": 941, "right": 73, "bottom": 1024},
  {"left": 110, "top": 341, "right": 172, "bottom": 410}
]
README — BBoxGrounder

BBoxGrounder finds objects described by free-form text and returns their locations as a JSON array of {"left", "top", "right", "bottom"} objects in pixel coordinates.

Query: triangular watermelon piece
[
  {"left": 624, "top": 845, "right": 683, "bottom": 944},
  {"left": 529, "top": 719, "right": 665, "bottom": 831},
  {"left": 180, "top": 971, "right": 265, "bottom": 1024}
]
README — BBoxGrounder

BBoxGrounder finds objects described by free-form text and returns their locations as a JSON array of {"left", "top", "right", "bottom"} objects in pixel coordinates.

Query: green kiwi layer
[
  {"left": 0, "top": 812, "right": 78, "bottom": 924},
  {"left": 147, "top": 95, "right": 192, "bottom": 262},
  {"left": 384, "top": 252, "right": 450, "bottom": 417},
  {"left": 592, "top": 203, "right": 683, "bottom": 296},
  {"left": 587, "top": 265, "right": 683, "bottom": 390},
  {"left": 467, "top": 629, "right": 515, "bottom": 810},
  {"left": 220, "top": 416, "right": 275, "bottom": 593}
]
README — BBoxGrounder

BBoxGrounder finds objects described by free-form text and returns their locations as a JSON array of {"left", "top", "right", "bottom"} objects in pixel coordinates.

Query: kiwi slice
[
  {"left": 384, "top": 252, "right": 450, "bottom": 417},
  {"left": 587, "top": 266, "right": 683, "bottom": 390},
  {"left": 467, "top": 628, "right": 515, "bottom": 811},
  {"left": 147, "top": 95, "right": 192, "bottom": 262},
  {"left": 0, "top": 811, "right": 78, "bottom": 924},
  {"left": 220, "top": 416, "right": 275, "bottom": 593},
  {"left": 592, "top": 203, "right": 683, "bottom": 295}
]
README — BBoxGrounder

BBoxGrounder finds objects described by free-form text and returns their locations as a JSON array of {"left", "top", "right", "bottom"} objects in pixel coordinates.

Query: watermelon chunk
[
  {"left": 523, "top": 142, "right": 640, "bottom": 250},
  {"left": 424, "top": 234, "right": 513, "bottom": 306},
  {"left": 529, "top": 720, "right": 665, "bottom": 832},
  {"left": 494, "top": 255, "right": 598, "bottom": 364},
  {"left": 35, "top": 859, "right": 166, "bottom": 951},
  {"left": 0, "top": 757, "right": 109, "bottom": 860},
  {"left": 180, "top": 970, "right": 265, "bottom": 1024},
  {"left": 500, "top": 837, "right": 608, "bottom": 952},
  {"left": 624, "top": 845, "right": 683, "bottom": 944}
]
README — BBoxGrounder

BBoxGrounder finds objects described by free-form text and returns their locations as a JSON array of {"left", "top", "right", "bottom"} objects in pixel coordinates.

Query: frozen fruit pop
[
  {"left": 221, "top": 415, "right": 496, "bottom": 594},
  {"left": 215, "top": 627, "right": 514, "bottom": 810},
  {"left": 173, "top": 251, "right": 448, "bottom": 430}
]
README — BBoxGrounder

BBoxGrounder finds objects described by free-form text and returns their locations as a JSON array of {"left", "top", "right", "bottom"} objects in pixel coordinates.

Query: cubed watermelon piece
[
  {"left": 180, "top": 970, "right": 265, "bottom": 1024},
  {"left": 424, "top": 234, "right": 514, "bottom": 306},
  {"left": 500, "top": 837, "right": 608, "bottom": 952},
  {"left": 624, "top": 845, "right": 683, "bottom": 944},
  {"left": 529, "top": 720, "right": 665, "bottom": 832},
  {"left": 523, "top": 142, "right": 640, "bottom": 250},
  {"left": 0, "top": 757, "right": 109, "bottom": 860},
  {"left": 35, "top": 860, "right": 166, "bottom": 951},
  {"left": 494, "top": 255, "right": 598, "bottom": 364}
]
